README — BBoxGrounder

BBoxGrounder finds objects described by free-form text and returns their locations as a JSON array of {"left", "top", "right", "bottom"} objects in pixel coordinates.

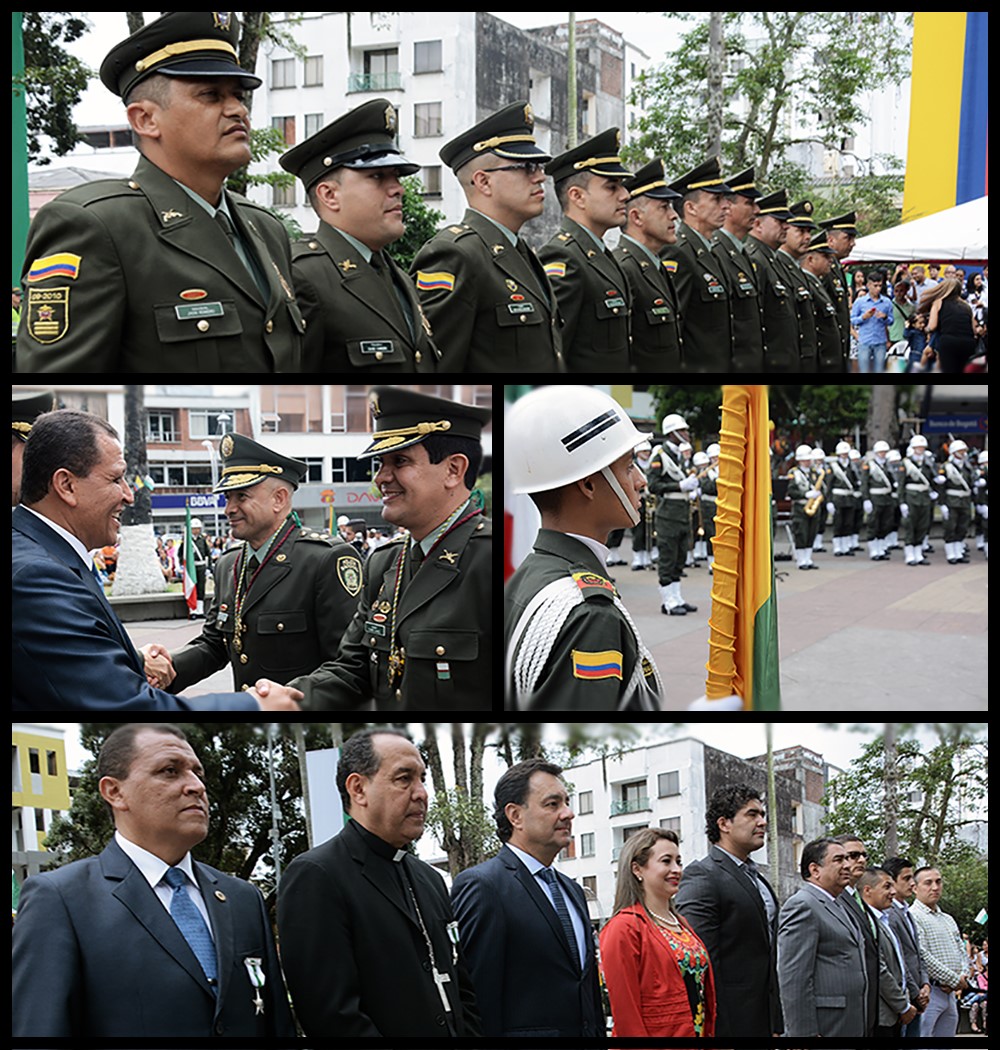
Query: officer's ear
[
  {"left": 313, "top": 175, "right": 343, "bottom": 214},
  {"left": 127, "top": 98, "right": 164, "bottom": 147}
]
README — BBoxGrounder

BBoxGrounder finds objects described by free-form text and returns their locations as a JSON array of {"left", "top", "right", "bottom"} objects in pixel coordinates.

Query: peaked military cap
[
  {"left": 668, "top": 156, "right": 733, "bottom": 196},
  {"left": 723, "top": 165, "right": 762, "bottom": 200},
  {"left": 787, "top": 199, "right": 818, "bottom": 229},
  {"left": 214, "top": 433, "right": 308, "bottom": 492},
  {"left": 280, "top": 98, "right": 418, "bottom": 190},
  {"left": 100, "top": 11, "right": 261, "bottom": 100},
  {"left": 358, "top": 387, "right": 492, "bottom": 457},
  {"left": 756, "top": 189, "right": 792, "bottom": 220},
  {"left": 819, "top": 210, "right": 858, "bottom": 236},
  {"left": 624, "top": 158, "right": 681, "bottom": 200},
  {"left": 440, "top": 101, "right": 552, "bottom": 173},
  {"left": 546, "top": 127, "right": 631, "bottom": 183},
  {"left": 805, "top": 231, "right": 837, "bottom": 255},
  {"left": 12, "top": 390, "right": 57, "bottom": 441}
]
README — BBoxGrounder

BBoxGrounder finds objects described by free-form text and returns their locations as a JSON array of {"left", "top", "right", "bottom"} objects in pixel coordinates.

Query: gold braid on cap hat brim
[
  {"left": 370, "top": 419, "right": 452, "bottom": 453},
  {"left": 136, "top": 39, "right": 238, "bottom": 73},
  {"left": 12, "top": 421, "right": 33, "bottom": 435},
  {"left": 221, "top": 463, "right": 285, "bottom": 476}
]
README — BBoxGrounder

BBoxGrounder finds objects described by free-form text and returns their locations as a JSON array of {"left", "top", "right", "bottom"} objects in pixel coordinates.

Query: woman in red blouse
[{"left": 600, "top": 828, "right": 717, "bottom": 1037}]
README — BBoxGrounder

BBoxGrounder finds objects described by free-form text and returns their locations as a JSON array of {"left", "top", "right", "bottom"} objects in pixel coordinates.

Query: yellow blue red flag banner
[{"left": 705, "top": 386, "right": 781, "bottom": 710}]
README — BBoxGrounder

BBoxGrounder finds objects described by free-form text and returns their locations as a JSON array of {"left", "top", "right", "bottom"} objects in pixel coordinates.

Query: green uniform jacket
[
  {"left": 745, "top": 236, "right": 799, "bottom": 372},
  {"left": 169, "top": 526, "right": 363, "bottom": 693},
  {"left": 612, "top": 237, "right": 683, "bottom": 371},
  {"left": 774, "top": 250, "right": 818, "bottom": 371},
  {"left": 822, "top": 257, "right": 852, "bottom": 365},
  {"left": 505, "top": 530, "right": 660, "bottom": 712},
  {"left": 803, "top": 268, "right": 844, "bottom": 372},
  {"left": 661, "top": 221, "right": 734, "bottom": 372},
  {"left": 289, "top": 514, "right": 491, "bottom": 711},
  {"left": 410, "top": 209, "right": 563, "bottom": 372},
  {"left": 538, "top": 217, "right": 630, "bottom": 371},
  {"left": 17, "top": 156, "right": 304, "bottom": 373},
  {"left": 710, "top": 231, "right": 765, "bottom": 372},
  {"left": 291, "top": 223, "right": 439, "bottom": 373}
]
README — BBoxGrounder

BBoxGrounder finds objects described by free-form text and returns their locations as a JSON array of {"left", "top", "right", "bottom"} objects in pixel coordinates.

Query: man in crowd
[
  {"left": 13, "top": 724, "right": 296, "bottom": 1037},
  {"left": 280, "top": 98, "right": 439, "bottom": 372},
  {"left": 777, "top": 837, "right": 867, "bottom": 1037},
  {"left": 278, "top": 728, "right": 480, "bottom": 1037},
  {"left": 908, "top": 866, "right": 968, "bottom": 1036},
  {"left": 883, "top": 856, "right": 931, "bottom": 1038},
  {"left": 12, "top": 410, "right": 301, "bottom": 711},
  {"left": 143, "top": 434, "right": 362, "bottom": 693},
  {"left": 411, "top": 101, "right": 562, "bottom": 371},
  {"left": 16, "top": 11, "right": 302, "bottom": 372},
  {"left": 858, "top": 866, "right": 917, "bottom": 1037},
  {"left": 676, "top": 783, "right": 782, "bottom": 1038},
  {"left": 452, "top": 759, "right": 602, "bottom": 1038}
]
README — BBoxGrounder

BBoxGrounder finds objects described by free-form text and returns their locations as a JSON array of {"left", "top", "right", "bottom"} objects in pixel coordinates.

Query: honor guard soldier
[
  {"left": 12, "top": 389, "right": 57, "bottom": 506},
  {"left": 901, "top": 435, "right": 935, "bottom": 565},
  {"left": 828, "top": 442, "right": 861, "bottom": 556},
  {"left": 747, "top": 189, "right": 799, "bottom": 371},
  {"left": 538, "top": 128, "right": 633, "bottom": 371},
  {"left": 280, "top": 99, "right": 439, "bottom": 373},
  {"left": 612, "top": 158, "right": 684, "bottom": 371},
  {"left": 775, "top": 200, "right": 820, "bottom": 371},
  {"left": 936, "top": 440, "right": 974, "bottom": 564},
  {"left": 17, "top": 11, "right": 304, "bottom": 374},
  {"left": 662, "top": 157, "right": 736, "bottom": 372},
  {"left": 711, "top": 166, "right": 764, "bottom": 372},
  {"left": 282, "top": 387, "right": 492, "bottom": 711},
  {"left": 505, "top": 386, "right": 662, "bottom": 711},
  {"left": 817, "top": 211, "right": 857, "bottom": 370},
  {"left": 410, "top": 102, "right": 563, "bottom": 371},
  {"left": 800, "top": 232, "right": 844, "bottom": 372},
  {"left": 149, "top": 435, "right": 362, "bottom": 694},
  {"left": 862, "top": 441, "right": 896, "bottom": 561},
  {"left": 649, "top": 414, "right": 701, "bottom": 615}
]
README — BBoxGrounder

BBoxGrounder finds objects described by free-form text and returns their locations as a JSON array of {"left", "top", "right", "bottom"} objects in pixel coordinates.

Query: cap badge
[
  {"left": 220, "top": 434, "right": 234, "bottom": 458},
  {"left": 524, "top": 103, "right": 534, "bottom": 127},
  {"left": 384, "top": 104, "right": 396, "bottom": 133},
  {"left": 212, "top": 12, "right": 232, "bottom": 30}
]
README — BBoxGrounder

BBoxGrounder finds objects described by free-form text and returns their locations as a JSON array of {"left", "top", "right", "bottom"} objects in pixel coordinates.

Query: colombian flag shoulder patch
[
  {"left": 27, "top": 253, "right": 82, "bottom": 283},
  {"left": 571, "top": 649, "right": 623, "bottom": 681},
  {"left": 415, "top": 270, "right": 455, "bottom": 292},
  {"left": 544, "top": 260, "right": 567, "bottom": 279}
]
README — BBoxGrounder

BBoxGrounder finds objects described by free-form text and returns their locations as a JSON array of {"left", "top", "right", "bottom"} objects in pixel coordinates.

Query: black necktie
[{"left": 538, "top": 868, "right": 580, "bottom": 969}]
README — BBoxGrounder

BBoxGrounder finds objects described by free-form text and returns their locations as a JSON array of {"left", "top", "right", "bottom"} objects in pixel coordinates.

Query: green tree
[{"left": 19, "top": 12, "right": 91, "bottom": 164}]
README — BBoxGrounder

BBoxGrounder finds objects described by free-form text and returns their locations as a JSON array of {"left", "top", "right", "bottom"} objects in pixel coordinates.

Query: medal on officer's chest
[{"left": 243, "top": 956, "right": 266, "bottom": 1015}]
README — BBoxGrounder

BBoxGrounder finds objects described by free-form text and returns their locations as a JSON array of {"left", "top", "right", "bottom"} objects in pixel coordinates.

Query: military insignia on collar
[
  {"left": 492, "top": 244, "right": 505, "bottom": 255},
  {"left": 439, "top": 549, "right": 458, "bottom": 564},
  {"left": 340, "top": 259, "right": 357, "bottom": 272},
  {"left": 161, "top": 209, "right": 184, "bottom": 222},
  {"left": 221, "top": 434, "right": 235, "bottom": 458}
]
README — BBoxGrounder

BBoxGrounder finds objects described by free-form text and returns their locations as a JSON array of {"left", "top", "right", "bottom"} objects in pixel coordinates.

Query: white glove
[
  {"left": 679, "top": 475, "right": 700, "bottom": 492},
  {"left": 864, "top": 500, "right": 873, "bottom": 516},
  {"left": 900, "top": 503, "right": 910, "bottom": 519},
  {"left": 940, "top": 505, "right": 950, "bottom": 520}
]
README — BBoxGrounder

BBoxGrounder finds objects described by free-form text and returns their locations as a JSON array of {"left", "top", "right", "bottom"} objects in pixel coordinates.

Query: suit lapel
[
  {"left": 502, "top": 847, "right": 581, "bottom": 971},
  {"left": 100, "top": 840, "right": 216, "bottom": 1002},
  {"left": 197, "top": 863, "right": 232, "bottom": 1008}
]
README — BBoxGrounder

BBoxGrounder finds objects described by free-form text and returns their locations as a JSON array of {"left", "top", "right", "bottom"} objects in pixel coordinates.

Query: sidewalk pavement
[{"left": 613, "top": 535, "right": 987, "bottom": 710}]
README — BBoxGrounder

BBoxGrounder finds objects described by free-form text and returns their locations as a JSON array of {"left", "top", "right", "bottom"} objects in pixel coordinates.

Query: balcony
[
  {"left": 348, "top": 72, "right": 402, "bottom": 93},
  {"left": 610, "top": 796, "right": 650, "bottom": 817}
]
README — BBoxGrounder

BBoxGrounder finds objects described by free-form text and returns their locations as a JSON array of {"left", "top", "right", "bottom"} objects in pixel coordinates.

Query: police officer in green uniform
[
  {"left": 787, "top": 444, "right": 822, "bottom": 570},
  {"left": 538, "top": 128, "right": 633, "bottom": 371},
  {"left": 281, "top": 387, "right": 492, "bottom": 711},
  {"left": 505, "top": 385, "right": 662, "bottom": 711},
  {"left": 746, "top": 189, "right": 799, "bottom": 371},
  {"left": 774, "top": 200, "right": 820, "bottom": 371},
  {"left": 662, "top": 157, "right": 735, "bottom": 372},
  {"left": 410, "top": 102, "right": 563, "bottom": 371},
  {"left": 711, "top": 166, "right": 764, "bottom": 372},
  {"left": 152, "top": 434, "right": 362, "bottom": 693},
  {"left": 12, "top": 389, "right": 57, "bottom": 506},
  {"left": 861, "top": 441, "right": 896, "bottom": 561},
  {"left": 901, "top": 435, "right": 935, "bottom": 565},
  {"left": 800, "top": 231, "right": 844, "bottom": 372},
  {"left": 612, "top": 158, "right": 684, "bottom": 371},
  {"left": 16, "top": 11, "right": 304, "bottom": 373},
  {"left": 280, "top": 99, "right": 440, "bottom": 373},
  {"left": 817, "top": 211, "right": 857, "bottom": 372}
]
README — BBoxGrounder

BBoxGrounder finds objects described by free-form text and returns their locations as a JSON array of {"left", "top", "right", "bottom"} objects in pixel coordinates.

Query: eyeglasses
[
  {"left": 845, "top": 850, "right": 868, "bottom": 861},
  {"left": 480, "top": 161, "right": 545, "bottom": 176}
]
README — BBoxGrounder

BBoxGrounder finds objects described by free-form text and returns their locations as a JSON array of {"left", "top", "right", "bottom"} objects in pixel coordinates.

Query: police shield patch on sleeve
[
  {"left": 25, "top": 287, "right": 70, "bottom": 343},
  {"left": 337, "top": 555, "right": 363, "bottom": 597}
]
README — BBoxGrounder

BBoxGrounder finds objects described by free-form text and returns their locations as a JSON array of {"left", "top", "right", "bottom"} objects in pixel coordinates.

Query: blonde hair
[{"left": 611, "top": 827, "right": 681, "bottom": 918}]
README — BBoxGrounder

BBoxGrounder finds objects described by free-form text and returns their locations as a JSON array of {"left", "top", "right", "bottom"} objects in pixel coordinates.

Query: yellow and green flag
[{"left": 705, "top": 386, "right": 781, "bottom": 709}]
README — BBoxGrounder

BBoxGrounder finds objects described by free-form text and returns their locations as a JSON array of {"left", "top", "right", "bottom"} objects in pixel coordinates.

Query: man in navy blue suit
[
  {"left": 11, "top": 408, "right": 301, "bottom": 711},
  {"left": 12, "top": 723, "right": 296, "bottom": 1038},
  {"left": 451, "top": 759, "right": 604, "bottom": 1037}
]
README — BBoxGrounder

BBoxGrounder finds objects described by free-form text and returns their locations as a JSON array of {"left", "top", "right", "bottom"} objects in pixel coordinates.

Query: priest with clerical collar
[{"left": 278, "top": 728, "right": 481, "bottom": 1038}]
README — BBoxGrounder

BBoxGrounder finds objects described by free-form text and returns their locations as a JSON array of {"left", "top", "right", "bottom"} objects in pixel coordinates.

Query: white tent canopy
[{"left": 847, "top": 196, "right": 988, "bottom": 262}]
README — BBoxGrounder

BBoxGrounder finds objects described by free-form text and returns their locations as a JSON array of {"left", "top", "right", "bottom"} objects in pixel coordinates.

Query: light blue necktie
[
  {"left": 538, "top": 867, "right": 580, "bottom": 970},
  {"left": 163, "top": 867, "right": 218, "bottom": 990}
]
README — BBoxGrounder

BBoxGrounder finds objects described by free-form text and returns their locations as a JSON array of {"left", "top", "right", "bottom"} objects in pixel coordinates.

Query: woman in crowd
[{"left": 600, "top": 828, "right": 716, "bottom": 1037}]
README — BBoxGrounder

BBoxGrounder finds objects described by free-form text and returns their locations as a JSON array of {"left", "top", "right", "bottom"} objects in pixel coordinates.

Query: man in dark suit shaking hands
[
  {"left": 12, "top": 724, "right": 295, "bottom": 1038},
  {"left": 451, "top": 759, "right": 604, "bottom": 1038},
  {"left": 675, "top": 783, "right": 783, "bottom": 1037}
]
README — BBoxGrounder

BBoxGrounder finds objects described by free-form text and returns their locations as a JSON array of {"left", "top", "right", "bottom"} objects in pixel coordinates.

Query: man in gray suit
[
  {"left": 884, "top": 856, "right": 931, "bottom": 1038},
  {"left": 859, "top": 867, "right": 918, "bottom": 1037},
  {"left": 777, "top": 837, "right": 868, "bottom": 1037}
]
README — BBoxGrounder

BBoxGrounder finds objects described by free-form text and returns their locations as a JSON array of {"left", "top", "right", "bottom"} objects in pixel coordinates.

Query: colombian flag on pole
[
  {"left": 182, "top": 503, "right": 198, "bottom": 616},
  {"left": 705, "top": 386, "right": 781, "bottom": 710},
  {"left": 504, "top": 386, "right": 539, "bottom": 581},
  {"left": 903, "top": 11, "right": 988, "bottom": 221}
]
